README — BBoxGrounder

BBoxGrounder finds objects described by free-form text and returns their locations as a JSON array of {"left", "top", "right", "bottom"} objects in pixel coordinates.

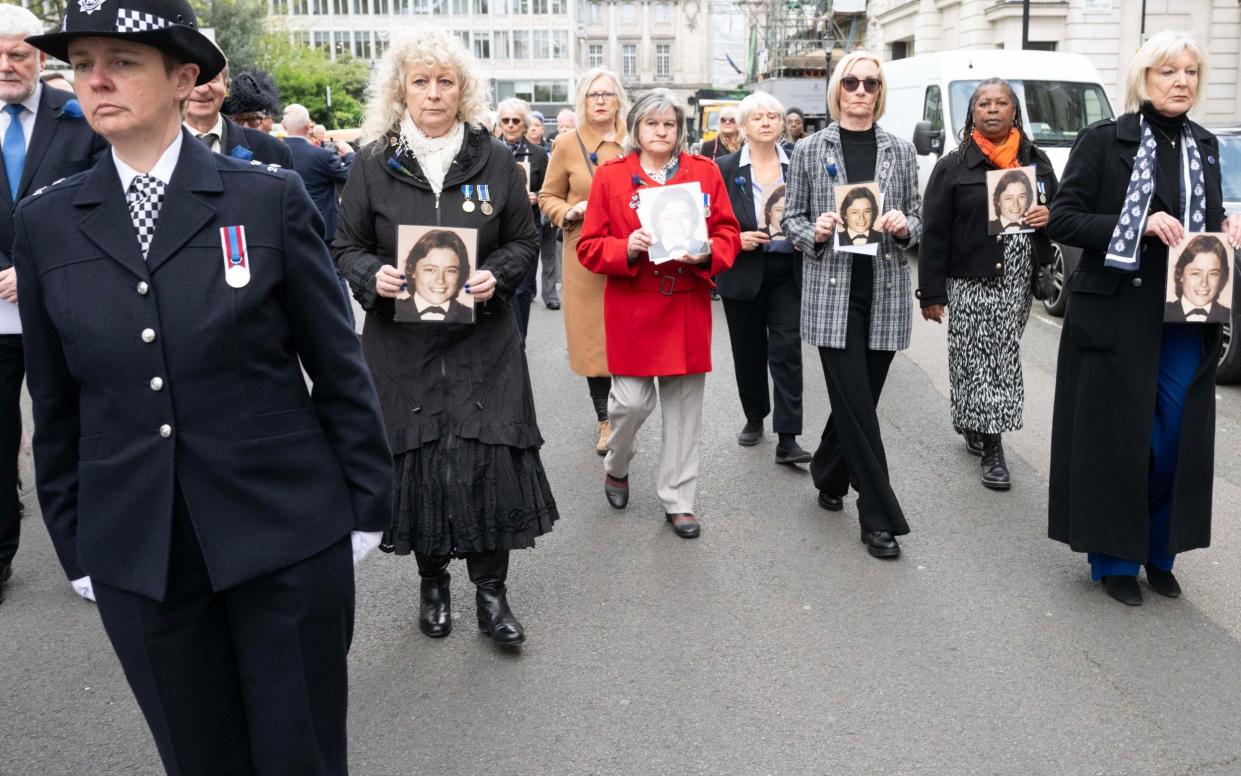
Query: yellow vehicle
[{"left": 697, "top": 100, "right": 740, "bottom": 144}]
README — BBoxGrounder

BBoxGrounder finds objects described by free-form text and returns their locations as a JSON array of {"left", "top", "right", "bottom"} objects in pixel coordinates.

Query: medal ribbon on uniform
[
  {"left": 220, "top": 225, "right": 251, "bottom": 289},
  {"left": 703, "top": 192, "right": 711, "bottom": 218},
  {"left": 461, "top": 184, "right": 476, "bottom": 212},
  {"left": 478, "top": 184, "right": 493, "bottom": 215}
]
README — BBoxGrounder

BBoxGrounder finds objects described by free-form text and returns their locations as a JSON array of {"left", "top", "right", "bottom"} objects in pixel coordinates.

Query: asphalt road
[{"left": 4, "top": 284, "right": 1241, "bottom": 776}]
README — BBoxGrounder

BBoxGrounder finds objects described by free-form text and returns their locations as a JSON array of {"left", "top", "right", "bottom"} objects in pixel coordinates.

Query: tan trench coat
[{"left": 538, "top": 122, "right": 626, "bottom": 377}]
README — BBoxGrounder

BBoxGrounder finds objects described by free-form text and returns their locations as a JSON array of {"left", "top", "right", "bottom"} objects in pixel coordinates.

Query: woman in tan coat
[{"left": 539, "top": 68, "right": 629, "bottom": 454}]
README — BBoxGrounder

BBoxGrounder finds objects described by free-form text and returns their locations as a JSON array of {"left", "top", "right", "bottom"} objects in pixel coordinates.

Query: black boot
[
  {"left": 980, "top": 434, "right": 1011, "bottom": 491},
  {"left": 415, "top": 553, "right": 452, "bottom": 638},
  {"left": 958, "top": 427, "right": 984, "bottom": 457},
  {"left": 468, "top": 550, "right": 526, "bottom": 647}
]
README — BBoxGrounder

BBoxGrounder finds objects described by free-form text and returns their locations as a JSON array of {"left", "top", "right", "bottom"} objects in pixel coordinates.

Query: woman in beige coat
[{"left": 539, "top": 68, "right": 629, "bottom": 454}]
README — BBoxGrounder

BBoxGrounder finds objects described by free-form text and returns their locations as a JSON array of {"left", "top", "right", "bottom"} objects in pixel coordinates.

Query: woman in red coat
[{"left": 577, "top": 90, "right": 741, "bottom": 539}]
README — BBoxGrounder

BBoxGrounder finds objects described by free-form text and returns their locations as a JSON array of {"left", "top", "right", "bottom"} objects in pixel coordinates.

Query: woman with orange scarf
[{"left": 915, "top": 78, "right": 1058, "bottom": 490}]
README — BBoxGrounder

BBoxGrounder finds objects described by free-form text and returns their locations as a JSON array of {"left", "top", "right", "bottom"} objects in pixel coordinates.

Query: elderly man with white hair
[
  {"left": 282, "top": 102, "right": 354, "bottom": 240},
  {"left": 0, "top": 3, "right": 106, "bottom": 605}
]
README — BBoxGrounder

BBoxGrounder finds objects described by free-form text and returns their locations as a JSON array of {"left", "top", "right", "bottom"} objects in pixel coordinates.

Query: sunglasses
[
  {"left": 719, "top": 117, "right": 736, "bottom": 124},
  {"left": 499, "top": 117, "right": 523, "bottom": 125},
  {"left": 841, "top": 76, "right": 881, "bottom": 94}
]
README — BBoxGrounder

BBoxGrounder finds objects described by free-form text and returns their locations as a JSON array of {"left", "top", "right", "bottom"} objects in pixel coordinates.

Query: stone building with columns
[{"left": 865, "top": 0, "right": 1241, "bottom": 125}]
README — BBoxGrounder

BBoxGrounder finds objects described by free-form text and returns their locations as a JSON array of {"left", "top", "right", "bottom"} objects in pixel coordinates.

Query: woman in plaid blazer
[{"left": 782, "top": 51, "right": 923, "bottom": 560}]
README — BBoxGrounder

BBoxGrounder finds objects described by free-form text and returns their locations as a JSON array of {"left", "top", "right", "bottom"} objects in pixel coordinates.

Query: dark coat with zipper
[
  {"left": 916, "top": 137, "right": 1057, "bottom": 308},
  {"left": 714, "top": 148, "right": 800, "bottom": 301},
  {"left": 1045, "top": 112, "right": 1226, "bottom": 562},
  {"left": 333, "top": 125, "right": 542, "bottom": 459}
]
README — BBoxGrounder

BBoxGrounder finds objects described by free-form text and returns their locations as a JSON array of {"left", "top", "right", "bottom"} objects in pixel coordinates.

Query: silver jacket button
[
  {"left": 149, "top": 377, "right": 164, "bottom": 391},
  {"left": 994, "top": 262, "right": 1003, "bottom": 270},
  {"left": 1132, "top": 277, "right": 1143, "bottom": 288},
  {"left": 141, "top": 328, "right": 156, "bottom": 343},
  {"left": 136, "top": 281, "right": 149, "bottom": 295},
  {"left": 159, "top": 424, "right": 172, "bottom": 438},
  {"left": 829, "top": 278, "right": 837, "bottom": 285}
]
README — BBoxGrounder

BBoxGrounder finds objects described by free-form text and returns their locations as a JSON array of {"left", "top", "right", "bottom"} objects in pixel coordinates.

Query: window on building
[
  {"left": 622, "top": 43, "right": 636, "bottom": 76},
  {"left": 453, "top": 30, "right": 470, "bottom": 46},
  {"left": 653, "top": 1, "right": 670, "bottom": 22},
  {"left": 292, "top": 30, "right": 311, "bottom": 46},
  {"left": 351, "top": 0, "right": 367, "bottom": 12},
  {"left": 618, "top": 2, "right": 636, "bottom": 24},
  {"left": 313, "top": 30, "right": 331, "bottom": 49},
  {"left": 493, "top": 0, "right": 506, "bottom": 13},
  {"left": 532, "top": 0, "right": 546, "bottom": 12},
  {"left": 451, "top": 0, "right": 468, "bottom": 12},
  {"left": 552, "top": 30, "right": 568, "bottom": 59},
  {"left": 311, "top": 0, "right": 328, "bottom": 13},
  {"left": 582, "top": 0, "right": 602, "bottom": 23},
  {"left": 1026, "top": 41, "right": 1057, "bottom": 52},
  {"left": 373, "top": 0, "right": 389, "bottom": 12},
  {"left": 473, "top": 0, "right": 489, "bottom": 13},
  {"left": 532, "top": 30, "right": 550, "bottom": 59},
  {"left": 513, "top": 0, "right": 528, "bottom": 12},
  {"left": 333, "top": 0, "right": 349, "bottom": 13},
  {"left": 375, "top": 30, "right": 390, "bottom": 55},
  {"left": 532, "top": 80, "right": 569, "bottom": 102},
  {"left": 290, "top": 0, "right": 308, "bottom": 14},
  {"left": 270, "top": 0, "right": 286, "bottom": 14},
  {"left": 495, "top": 30, "right": 510, "bottom": 57},
  {"left": 513, "top": 30, "right": 530, "bottom": 58},
  {"left": 411, "top": 0, "right": 429, "bottom": 11},
  {"left": 354, "top": 30, "right": 373, "bottom": 58},
  {"left": 655, "top": 43, "right": 670, "bottom": 77},
  {"left": 890, "top": 39, "right": 911, "bottom": 60},
  {"left": 473, "top": 31, "right": 491, "bottom": 58},
  {"left": 588, "top": 42, "right": 603, "bottom": 69},
  {"left": 551, "top": 0, "right": 566, "bottom": 12},
  {"left": 333, "top": 31, "right": 350, "bottom": 58},
  {"left": 393, "top": 0, "right": 409, "bottom": 12},
  {"left": 431, "top": 0, "right": 446, "bottom": 12}
]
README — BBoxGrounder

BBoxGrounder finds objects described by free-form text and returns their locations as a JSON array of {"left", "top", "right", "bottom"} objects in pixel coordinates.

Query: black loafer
[
  {"left": 1145, "top": 566, "right": 1181, "bottom": 598},
  {"left": 546, "top": 301, "right": 561, "bottom": 310},
  {"left": 817, "top": 492, "right": 843, "bottom": 512},
  {"left": 775, "top": 443, "right": 812, "bottom": 465},
  {"left": 860, "top": 527, "right": 900, "bottom": 559},
  {"left": 604, "top": 474, "right": 629, "bottom": 509},
  {"left": 737, "top": 421, "right": 762, "bottom": 447},
  {"left": 1102, "top": 575, "right": 1143, "bottom": 606},
  {"left": 665, "top": 512, "right": 700, "bottom": 539}
]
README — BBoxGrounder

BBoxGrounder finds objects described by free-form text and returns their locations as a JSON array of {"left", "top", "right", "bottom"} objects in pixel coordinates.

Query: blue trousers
[{"left": 1089, "top": 324, "right": 1202, "bottom": 580}]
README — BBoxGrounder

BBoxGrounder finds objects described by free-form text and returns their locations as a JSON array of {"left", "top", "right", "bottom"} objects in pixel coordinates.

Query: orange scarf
[{"left": 972, "top": 127, "right": 1021, "bottom": 169}]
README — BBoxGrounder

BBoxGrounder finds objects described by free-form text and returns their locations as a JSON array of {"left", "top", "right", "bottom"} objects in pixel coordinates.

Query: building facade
[{"left": 866, "top": 0, "right": 1241, "bottom": 124}]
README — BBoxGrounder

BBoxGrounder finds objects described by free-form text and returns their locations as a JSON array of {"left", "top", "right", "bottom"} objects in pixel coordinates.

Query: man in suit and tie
[
  {"left": 16, "top": 0, "right": 392, "bottom": 772},
  {"left": 281, "top": 103, "right": 352, "bottom": 240},
  {"left": 0, "top": 4, "right": 107, "bottom": 605},
  {"left": 183, "top": 62, "right": 292, "bottom": 168}
]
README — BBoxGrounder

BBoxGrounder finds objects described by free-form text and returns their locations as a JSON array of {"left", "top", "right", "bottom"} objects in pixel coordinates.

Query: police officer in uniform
[{"left": 15, "top": 2, "right": 392, "bottom": 773}]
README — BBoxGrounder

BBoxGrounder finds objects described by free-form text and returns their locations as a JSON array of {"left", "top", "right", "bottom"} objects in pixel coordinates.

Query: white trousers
[{"left": 604, "top": 373, "right": 706, "bottom": 514}]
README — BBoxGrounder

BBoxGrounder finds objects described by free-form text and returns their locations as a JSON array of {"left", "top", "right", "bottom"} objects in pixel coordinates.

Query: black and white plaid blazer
[{"left": 782, "top": 123, "right": 922, "bottom": 351}]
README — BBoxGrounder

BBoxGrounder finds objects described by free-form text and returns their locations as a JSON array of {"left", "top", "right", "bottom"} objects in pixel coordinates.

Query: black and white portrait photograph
[
  {"left": 516, "top": 159, "right": 532, "bottom": 192},
  {"left": 833, "top": 181, "right": 883, "bottom": 255},
  {"left": 393, "top": 225, "right": 478, "bottom": 324},
  {"left": 637, "top": 181, "right": 708, "bottom": 263},
  {"left": 985, "top": 166, "right": 1038, "bottom": 236},
  {"left": 762, "top": 183, "right": 787, "bottom": 241},
  {"left": 1165, "top": 232, "right": 1233, "bottom": 324}
]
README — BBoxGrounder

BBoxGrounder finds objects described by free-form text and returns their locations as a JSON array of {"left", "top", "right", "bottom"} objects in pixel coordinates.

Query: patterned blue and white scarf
[{"left": 1105, "top": 117, "right": 1206, "bottom": 271}]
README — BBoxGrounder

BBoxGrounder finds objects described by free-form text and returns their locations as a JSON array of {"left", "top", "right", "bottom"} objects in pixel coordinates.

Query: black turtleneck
[
  {"left": 839, "top": 125, "right": 877, "bottom": 182},
  {"left": 1141, "top": 103, "right": 1186, "bottom": 216}
]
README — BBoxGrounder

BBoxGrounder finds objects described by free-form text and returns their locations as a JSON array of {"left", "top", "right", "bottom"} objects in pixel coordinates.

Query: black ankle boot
[
  {"left": 980, "top": 434, "right": 1011, "bottom": 491},
  {"left": 468, "top": 550, "right": 526, "bottom": 646},
  {"left": 415, "top": 553, "right": 452, "bottom": 638}
]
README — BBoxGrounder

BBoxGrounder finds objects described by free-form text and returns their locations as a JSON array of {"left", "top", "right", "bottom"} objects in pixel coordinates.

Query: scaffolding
[{"left": 745, "top": 0, "right": 865, "bottom": 83}]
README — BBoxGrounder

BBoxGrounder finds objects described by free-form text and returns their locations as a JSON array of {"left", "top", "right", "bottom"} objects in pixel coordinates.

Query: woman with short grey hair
[{"left": 577, "top": 88, "right": 741, "bottom": 540}]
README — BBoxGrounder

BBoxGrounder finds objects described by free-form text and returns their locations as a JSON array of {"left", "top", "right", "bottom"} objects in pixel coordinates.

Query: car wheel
[
  {"left": 1218, "top": 310, "right": 1241, "bottom": 384},
  {"left": 1041, "top": 245, "right": 1068, "bottom": 317}
]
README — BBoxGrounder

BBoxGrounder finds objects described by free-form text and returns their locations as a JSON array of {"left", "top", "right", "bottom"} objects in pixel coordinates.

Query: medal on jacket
[
  {"left": 220, "top": 226, "right": 251, "bottom": 289},
  {"left": 1037, "top": 180, "right": 1047, "bottom": 205},
  {"left": 478, "top": 184, "right": 493, "bottom": 215},
  {"left": 461, "top": 184, "right": 476, "bottom": 213},
  {"left": 702, "top": 192, "right": 711, "bottom": 218}
]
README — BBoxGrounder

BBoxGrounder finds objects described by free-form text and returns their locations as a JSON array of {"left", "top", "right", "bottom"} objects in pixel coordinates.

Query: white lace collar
[{"left": 396, "top": 116, "right": 465, "bottom": 195}]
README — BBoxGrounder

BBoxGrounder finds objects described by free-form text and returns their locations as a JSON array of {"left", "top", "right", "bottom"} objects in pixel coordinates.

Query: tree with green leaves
[
  {"left": 190, "top": 0, "right": 267, "bottom": 73},
  {"left": 259, "top": 34, "right": 369, "bottom": 129}
]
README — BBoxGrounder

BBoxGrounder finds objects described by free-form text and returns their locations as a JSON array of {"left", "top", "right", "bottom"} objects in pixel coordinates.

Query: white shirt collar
[
  {"left": 739, "top": 141, "right": 790, "bottom": 168},
  {"left": 14, "top": 82, "right": 41, "bottom": 116},
  {"left": 183, "top": 114, "right": 225, "bottom": 149},
  {"left": 113, "top": 130, "right": 184, "bottom": 193},
  {"left": 1181, "top": 297, "right": 1213, "bottom": 316}
]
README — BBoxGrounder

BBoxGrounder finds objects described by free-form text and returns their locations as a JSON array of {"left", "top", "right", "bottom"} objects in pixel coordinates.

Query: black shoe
[
  {"left": 1145, "top": 566, "right": 1181, "bottom": 598},
  {"left": 418, "top": 573, "right": 452, "bottom": 638},
  {"left": 665, "top": 512, "right": 701, "bottom": 539},
  {"left": 604, "top": 474, "right": 629, "bottom": 509},
  {"left": 980, "top": 434, "right": 1011, "bottom": 491},
  {"left": 1102, "top": 575, "right": 1143, "bottom": 605},
  {"left": 476, "top": 586, "right": 526, "bottom": 646},
  {"left": 546, "top": 300, "right": 561, "bottom": 310},
  {"left": 775, "top": 442, "right": 812, "bottom": 465},
  {"left": 960, "top": 429, "right": 984, "bottom": 457},
  {"left": 0, "top": 562, "right": 9, "bottom": 605},
  {"left": 737, "top": 420, "right": 762, "bottom": 447},
  {"left": 860, "top": 527, "right": 900, "bottom": 558},
  {"left": 817, "top": 492, "right": 843, "bottom": 512}
]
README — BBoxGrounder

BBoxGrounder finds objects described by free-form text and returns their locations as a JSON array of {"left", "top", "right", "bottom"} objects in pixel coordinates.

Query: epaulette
[{"left": 31, "top": 177, "right": 70, "bottom": 198}]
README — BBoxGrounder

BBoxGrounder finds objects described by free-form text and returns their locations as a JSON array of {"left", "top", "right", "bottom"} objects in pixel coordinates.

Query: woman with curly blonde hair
[{"left": 334, "top": 29, "right": 559, "bottom": 647}]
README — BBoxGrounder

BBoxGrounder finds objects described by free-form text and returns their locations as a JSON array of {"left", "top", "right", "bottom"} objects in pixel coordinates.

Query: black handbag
[{"left": 1031, "top": 262, "right": 1055, "bottom": 301}]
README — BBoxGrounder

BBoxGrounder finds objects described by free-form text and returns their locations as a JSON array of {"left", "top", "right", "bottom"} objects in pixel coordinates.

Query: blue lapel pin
[{"left": 229, "top": 145, "right": 254, "bottom": 161}]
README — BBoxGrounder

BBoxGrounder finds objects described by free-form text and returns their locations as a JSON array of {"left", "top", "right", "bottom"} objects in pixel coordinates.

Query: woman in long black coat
[
  {"left": 1046, "top": 30, "right": 1241, "bottom": 605},
  {"left": 334, "top": 30, "right": 557, "bottom": 645}
]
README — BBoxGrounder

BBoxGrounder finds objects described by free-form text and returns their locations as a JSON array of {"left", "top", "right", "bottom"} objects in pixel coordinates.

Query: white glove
[
  {"left": 70, "top": 576, "right": 96, "bottom": 603},
  {"left": 351, "top": 531, "right": 383, "bottom": 567}
]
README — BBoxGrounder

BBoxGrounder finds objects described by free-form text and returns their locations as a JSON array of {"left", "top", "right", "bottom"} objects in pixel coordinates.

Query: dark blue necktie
[{"left": 4, "top": 104, "right": 25, "bottom": 201}]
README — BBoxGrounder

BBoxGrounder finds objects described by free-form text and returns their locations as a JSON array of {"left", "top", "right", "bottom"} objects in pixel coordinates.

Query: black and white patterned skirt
[{"left": 946, "top": 235, "right": 1034, "bottom": 435}]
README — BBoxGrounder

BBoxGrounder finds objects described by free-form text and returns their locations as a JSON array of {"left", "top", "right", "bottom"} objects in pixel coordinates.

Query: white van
[{"left": 882, "top": 49, "right": 1116, "bottom": 313}]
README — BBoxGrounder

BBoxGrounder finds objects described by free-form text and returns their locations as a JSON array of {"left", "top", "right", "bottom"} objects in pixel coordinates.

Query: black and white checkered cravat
[{"left": 127, "top": 174, "right": 166, "bottom": 259}]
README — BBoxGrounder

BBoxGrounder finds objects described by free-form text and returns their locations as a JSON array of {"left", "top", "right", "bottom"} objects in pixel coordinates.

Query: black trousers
[
  {"left": 514, "top": 255, "right": 538, "bottom": 339},
  {"left": 810, "top": 263, "right": 909, "bottom": 535},
  {"left": 720, "top": 254, "right": 803, "bottom": 434},
  {"left": 0, "top": 334, "right": 23, "bottom": 567},
  {"left": 94, "top": 489, "right": 355, "bottom": 776}
]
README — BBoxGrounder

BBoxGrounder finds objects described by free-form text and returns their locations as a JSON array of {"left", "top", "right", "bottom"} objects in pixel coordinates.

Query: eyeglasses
[
  {"left": 499, "top": 117, "right": 523, "bottom": 125},
  {"left": 231, "top": 112, "right": 266, "bottom": 128},
  {"left": 841, "top": 76, "right": 881, "bottom": 94},
  {"left": 719, "top": 117, "right": 736, "bottom": 124},
  {"left": 586, "top": 91, "right": 618, "bottom": 102}
]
